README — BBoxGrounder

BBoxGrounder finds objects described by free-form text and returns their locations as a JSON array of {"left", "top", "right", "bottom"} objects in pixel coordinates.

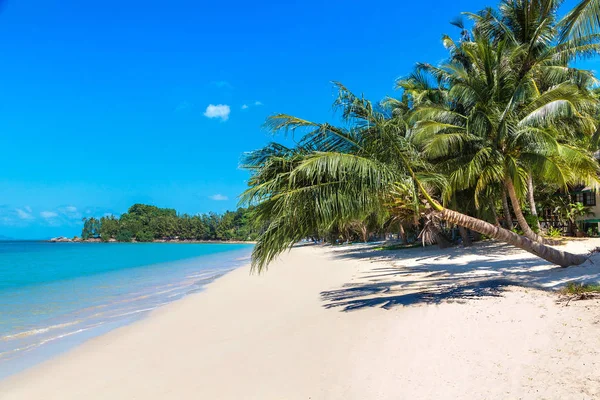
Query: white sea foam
[{"left": 1, "top": 321, "right": 80, "bottom": 341}]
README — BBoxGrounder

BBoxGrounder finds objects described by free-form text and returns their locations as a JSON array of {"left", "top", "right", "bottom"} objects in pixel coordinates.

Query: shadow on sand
[{"left": 320, "top": 240, "right": 600, "bottom": 312}]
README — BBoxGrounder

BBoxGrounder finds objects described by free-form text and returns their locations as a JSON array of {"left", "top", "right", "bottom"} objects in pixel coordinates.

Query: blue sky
[{"left": 0, "top": 0, "right": 589, "bottom": 238}]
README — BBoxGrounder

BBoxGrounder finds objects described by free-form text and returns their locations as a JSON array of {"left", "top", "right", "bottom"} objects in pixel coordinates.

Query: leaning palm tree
[
  {"left": 241, "top": 83, "right": 588, "bottom": 271},
  {"left": 240, "top": 0, "right": 600, "bottom": 271},
  {"left": 471, "top": 0, "right": 600, "bottom": 226}
]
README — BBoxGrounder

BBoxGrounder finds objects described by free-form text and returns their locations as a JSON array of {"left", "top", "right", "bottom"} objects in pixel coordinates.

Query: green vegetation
[
  {"left": 241, "top": 0, "right": 600, "bottom": 271},
  {"left": 560, "top": 282, "right": 600, "bottom": 295},
  {"left": 566, "top": 202, "right": 595, "bottom": 235},
  {"left": 81, "top": 204, "right": 259, "bottom": 242},
  {"left": 546, "top": 226, "right": 563, "bottom": 238},
  {"left": 81, "top": 217, "right": 101, "bottom": 240},
  {"left": 115, "top": 230, "right": 133, "bottom": 243}
]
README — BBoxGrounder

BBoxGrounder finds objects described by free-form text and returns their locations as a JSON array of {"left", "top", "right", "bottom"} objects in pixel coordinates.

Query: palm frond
[{"left": 560, "top": 0, "right": 600, "bottom": 41}]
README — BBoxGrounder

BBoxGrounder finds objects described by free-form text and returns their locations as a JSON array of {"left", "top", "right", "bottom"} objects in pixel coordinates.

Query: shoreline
[
  {"left": 0, "top": 245, "right": 254, "bottom": 381},
  {"left": 0, "top": 269, "right": 237, "bottom": 381},
  {"left": 2, "top": 242, "right": 600, "bottom": 399}
]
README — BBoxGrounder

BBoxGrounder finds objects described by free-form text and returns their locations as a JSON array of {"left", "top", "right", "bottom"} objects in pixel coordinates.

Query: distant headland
[{"left": 50, "top": 204, "right": 259, "bottom": 243}]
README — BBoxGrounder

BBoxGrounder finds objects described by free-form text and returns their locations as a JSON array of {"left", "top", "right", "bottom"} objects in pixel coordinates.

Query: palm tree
[
  {"left": 566, "top": 201, "right": 595, "bottom": 236},
  {"left": 240, "top": 0, "right": 600, "bottom": 271},
  {"left": 241, "top": 84, "right": 587, "bottom": 271},
  {"left": 404, "top": 14, "right": 599, "bottom": 245},
  {"left": 384, "top": 183, "right": 422, "bottom": 244},
  {"left": 526, "top": 173, "right": 541, "bottom": 230},
  {"left": 468, "top": 0, "right": 600, "bottom": 232}
]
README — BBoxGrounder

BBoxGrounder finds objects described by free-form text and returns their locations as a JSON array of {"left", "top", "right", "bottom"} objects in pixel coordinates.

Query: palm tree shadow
[
  {"left": 322, "top": 279, "right": 510, "bottom": 311},
  {"left": 320, "top": 240, "right": 600, "bottom": 312}
]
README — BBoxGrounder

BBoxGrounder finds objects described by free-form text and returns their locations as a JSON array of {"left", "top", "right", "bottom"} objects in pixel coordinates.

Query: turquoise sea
[{"left": 0, "top": 241, "right": 253, "bottom": 379}]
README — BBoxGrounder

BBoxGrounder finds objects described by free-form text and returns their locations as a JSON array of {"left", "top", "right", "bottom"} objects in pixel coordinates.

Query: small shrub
[
  {"left": 560, "top": 282, "right": 600, "bottom": 295},
  {"left": 546, "top": 226, "right": 562, "bottom": 238},
  {"left": 525, "top": 214, "right": 540, "bottom": 233}
]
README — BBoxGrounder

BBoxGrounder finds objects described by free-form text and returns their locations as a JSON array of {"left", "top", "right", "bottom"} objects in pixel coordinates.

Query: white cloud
[
  {"left": 58, "top": 205, "right": 81, "bottom": 219},
  {"left": 241, "top": 101, "right": 263, "bottom": 110},
  {"left": 204, "top": 104, "right": 230, "bottom": 121},
  {"left": 15, "top": 207, "right": 33, "bottom": 219},
  {"left": 0, "top": 206, "right": 36, "bottom": 226},
  {"left": 209, "top": 194, "right": 228, "bottom": 201},
  {"left": 15, "top": 208, "right": 34, "bottom": 220},
  {"left": 40, "top": 211, "right": 59, "bottom": 219},
  {"left": 0, "top": 205, "right": 86, "bottom": 227}
]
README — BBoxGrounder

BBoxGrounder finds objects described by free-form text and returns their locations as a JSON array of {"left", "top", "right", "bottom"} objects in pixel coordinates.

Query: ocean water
[{"left": 0, "top": 241, "right": 253, "bottom": 379}]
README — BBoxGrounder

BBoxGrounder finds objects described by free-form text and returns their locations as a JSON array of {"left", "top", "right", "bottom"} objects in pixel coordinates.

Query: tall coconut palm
[
  {"left": 465, "top": 0, "right": 600, "bottom": 225},
  {"left": 241, "top": 84, "right": 587, "bottom": 271},
  {"left": 403, "top": 19, "right": 599, "bottom": 244}
]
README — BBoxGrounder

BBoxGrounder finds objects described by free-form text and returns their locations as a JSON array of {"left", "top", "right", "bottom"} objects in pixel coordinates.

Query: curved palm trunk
[
  {"left": 406, "top": 157, "right": 581, "bottom": 267},
  {"left": 527, "top": 174, "right": 541, "bottom": 231},
  {"left": 501, "top": 189, "right": 513, "bottom": 229},
  {"left": 505, "top": 177, "right": 548, "bottom": 244},
  {"left": 440, "top": 209, "right": 586, "bottom": 267}
]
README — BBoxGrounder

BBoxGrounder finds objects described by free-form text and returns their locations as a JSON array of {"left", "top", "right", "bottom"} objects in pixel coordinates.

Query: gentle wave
[
  {"left": 0, "top": 325, "right": 102, "bottom": 361},
  {"left": 0, "top": 302, "right": 173, "bottom": 362},
  {"left": 1, "top": 321, "right": 80, "bottom": 342},
  {"left": 0, "top": 271, "right": 232, "bottom": 361}
]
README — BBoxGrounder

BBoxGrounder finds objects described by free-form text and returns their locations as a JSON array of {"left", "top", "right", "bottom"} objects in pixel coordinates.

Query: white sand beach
[{"left": 2, "top": 240, "right": 600, "bottom": 399}]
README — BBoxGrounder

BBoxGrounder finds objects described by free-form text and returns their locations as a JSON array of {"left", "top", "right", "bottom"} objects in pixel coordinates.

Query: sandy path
[{"left": 1, "top": 243, "right": 600, "bottom": 399}]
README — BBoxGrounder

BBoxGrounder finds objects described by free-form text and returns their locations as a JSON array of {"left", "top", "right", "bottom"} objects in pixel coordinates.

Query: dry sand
[{"left": 2, "top": 240, "right": 600, "bottom": 399}]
